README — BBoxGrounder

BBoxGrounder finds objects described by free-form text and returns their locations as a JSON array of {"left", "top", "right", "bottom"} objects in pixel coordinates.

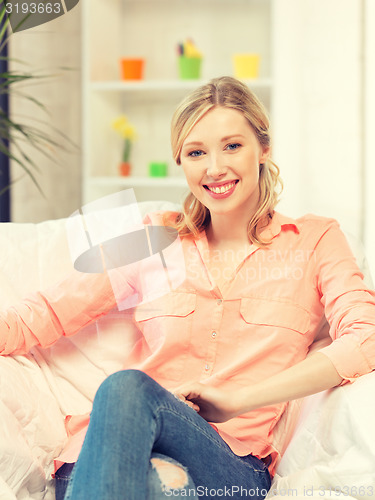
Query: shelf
[
  {"left": 90, "top": 78, "right": 273, "bottom": 93},
  {"left": 89, "top": 176, "right": 188, "bottom": 188},
  {"left": 82, "top": 0, "right": 273, "bottom": 204}
]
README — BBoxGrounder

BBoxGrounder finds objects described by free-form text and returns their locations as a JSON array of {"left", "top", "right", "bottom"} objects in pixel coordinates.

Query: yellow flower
[
  {"left": 111, "top": 115, "right": 137, "bottom": 140},
  {"left": 184, "top": 39, "right": 202, "bottom": 58},
  {"left": 111, "top": 115, "right": 137, "bottom": 163},
  {"left": 122, "top": 123, "right": 137, "bottom": 141}
]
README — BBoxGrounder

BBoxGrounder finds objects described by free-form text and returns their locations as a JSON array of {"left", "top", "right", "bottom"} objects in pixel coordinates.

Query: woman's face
[{"left": 180, "top": 106, "right": 269, "bottom": 220}]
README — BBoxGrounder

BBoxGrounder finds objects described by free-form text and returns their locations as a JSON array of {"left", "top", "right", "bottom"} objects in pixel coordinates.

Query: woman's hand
[
  {"left": 173, "top": 382, "right": 240, "bottom": 423},
  {"left": 173, "top": 354, "right": 344, "bottom": 424}
]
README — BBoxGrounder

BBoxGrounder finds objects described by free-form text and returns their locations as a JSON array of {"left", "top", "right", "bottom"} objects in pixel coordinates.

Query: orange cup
[{"left": 119, "top": 58, "right": 145, "bottom": 80}]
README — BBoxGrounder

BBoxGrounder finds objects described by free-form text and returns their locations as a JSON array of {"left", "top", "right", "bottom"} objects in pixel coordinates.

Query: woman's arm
[
  {"left": 1, "top": 212, "right": 177, "bottom": 356},
  {"left": 176, "top": 351, "right": 343, "bottom": 423},
  {"left": 178, "top": 220, "right": 375, "bottom": 423},
  {"left": 312, "top": 221, "right": 375, "bottom": 383},
  {"left": 0, "top": 269, "right": 131, "bottom": 355}
]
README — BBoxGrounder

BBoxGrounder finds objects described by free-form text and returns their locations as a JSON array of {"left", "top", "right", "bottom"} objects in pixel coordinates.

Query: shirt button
[
  {"left": 217, "top": 299, "right": 222, "bottom": 305},
  {"left": 212, "top": 331, "right": 217, "bottom": 338},
  {"left": 205, "top": 364, "right": 210, "bottom": 371}
]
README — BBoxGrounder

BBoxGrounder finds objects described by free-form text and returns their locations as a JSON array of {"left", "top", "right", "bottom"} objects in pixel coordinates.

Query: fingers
[
  {"left": 174, "top": 382, "right": 202, "bottom": 400},
  {"left": 172, "top": 383, "right": 202, "bottom": 412},
  {"left": 173, "top": 393, "right": 200, "bottom": 412}
]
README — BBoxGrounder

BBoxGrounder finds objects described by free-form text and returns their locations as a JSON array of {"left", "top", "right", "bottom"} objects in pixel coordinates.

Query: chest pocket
[
  {"left": 240, "top": 297, "right": 310, "bottom": 334},
  {"left": 134, "top": 292, "right": 196, "bottom": 381}
]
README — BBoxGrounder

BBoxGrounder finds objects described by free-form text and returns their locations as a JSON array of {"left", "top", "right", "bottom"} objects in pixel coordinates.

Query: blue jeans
[
  {"left": 55, "top": 454, "right": 197, "bottom": 500},
  {"left": 61, "top": 370, "right": 271, "bottom": 499}
]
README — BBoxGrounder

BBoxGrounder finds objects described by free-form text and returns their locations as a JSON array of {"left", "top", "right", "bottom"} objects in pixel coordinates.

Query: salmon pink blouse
[{"left": 1, "top": 211, "right": 375, "bottom": 476}]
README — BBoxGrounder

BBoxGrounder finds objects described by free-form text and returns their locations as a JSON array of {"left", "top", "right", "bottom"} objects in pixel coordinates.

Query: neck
[
  {"left": 206, "top": 209, "right": 272, "bottom": 248},
  {"left": 206, "top": 212, "right": 252, "bottom": 247}
]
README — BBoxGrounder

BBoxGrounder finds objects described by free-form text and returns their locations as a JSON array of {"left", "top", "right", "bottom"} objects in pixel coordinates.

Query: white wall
[
  {"left": 272, "top": 0, "right": 362, "bottom": 231},
  {"left": 364, "top": 0, "right": 375, "bottom": 280},
  {"left": 272, "top": 0, "right": 373, "bottom": 278},
  {"left": 9, "top": 3, "right": 82, "bottom": 222},
  {"left": 8, "top": 0, "right": 374, "bottom": 282}
]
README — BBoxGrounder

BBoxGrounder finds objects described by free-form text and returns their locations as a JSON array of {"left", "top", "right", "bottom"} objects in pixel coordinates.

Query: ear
[{"left": 259, "top": 146, "right": 271, "bottom": 165}]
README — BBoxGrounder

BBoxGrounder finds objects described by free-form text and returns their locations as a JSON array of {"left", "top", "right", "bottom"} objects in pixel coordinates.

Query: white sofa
[{"left": 0, "top": 200, "right": 374, "bottom": 500}]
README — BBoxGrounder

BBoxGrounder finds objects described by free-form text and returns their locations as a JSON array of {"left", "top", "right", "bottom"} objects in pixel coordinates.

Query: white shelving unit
[
  {"left": 81, "top": 0, "right": 273, "bottom": 205},
  {"left": 90, "top": 79, "right": 273, "bottom": 93}
]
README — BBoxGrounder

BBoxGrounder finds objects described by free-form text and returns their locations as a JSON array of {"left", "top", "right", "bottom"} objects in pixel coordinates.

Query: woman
[{"left": 2, "top": 76, "right": 375, "bottom": 499}]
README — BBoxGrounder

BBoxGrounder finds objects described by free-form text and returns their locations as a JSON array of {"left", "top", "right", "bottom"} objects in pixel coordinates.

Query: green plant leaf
[{"left": 0, "top": 4, "right": 78, "bottom": 196}]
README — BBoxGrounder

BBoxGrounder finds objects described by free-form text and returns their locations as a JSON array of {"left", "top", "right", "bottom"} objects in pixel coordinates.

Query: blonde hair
[{"left": 169, "top": 76, "right": 282, "bottom": 246}]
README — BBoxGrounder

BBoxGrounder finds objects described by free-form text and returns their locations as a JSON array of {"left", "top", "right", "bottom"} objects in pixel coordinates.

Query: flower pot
[
  {"left": 149, "top": 162, "right": 168, "bottom": 177},
  {"left": 178, "top": 56, "right": 202, "bottom": 80},
  {"left": 119, "top": 58, "right": 145, "bottom": 80},
  {"left": 232, "top": 54, "right": 260, "bottom": 79},
  {"left": 119, "top": 161, "right": 131, "bottom": 176}
]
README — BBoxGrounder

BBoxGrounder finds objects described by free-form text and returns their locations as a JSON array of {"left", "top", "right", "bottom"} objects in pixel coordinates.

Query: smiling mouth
[{"left": 204, "top": 180, "right": 238, "bottom": 194}]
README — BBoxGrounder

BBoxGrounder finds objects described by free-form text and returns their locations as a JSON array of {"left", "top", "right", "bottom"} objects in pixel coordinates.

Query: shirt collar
[
  {"left": 193, "top": 211, "right": 300, "bottom": 250},
  {"left": 259, "top": 211, "right": 300, "bottom": 240}
]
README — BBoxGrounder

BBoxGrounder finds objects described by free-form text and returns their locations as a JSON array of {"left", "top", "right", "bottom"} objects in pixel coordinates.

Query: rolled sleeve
[
  {"left": 319, "top": 326, "right": 375, "bottom": 383},
  {"left": 314, "top": 221, "right": 375, "bottom": 384},
  {"left": 0, "top": 269, "right": 131, "bottom": 355}
]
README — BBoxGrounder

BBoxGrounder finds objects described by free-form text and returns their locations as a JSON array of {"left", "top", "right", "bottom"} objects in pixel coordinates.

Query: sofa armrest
[{"left": 268, "top": 371, "right": 375, "bottom": 498}]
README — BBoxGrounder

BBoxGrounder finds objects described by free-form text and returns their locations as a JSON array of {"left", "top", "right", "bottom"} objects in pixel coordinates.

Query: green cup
[
  {"left": 178, "top": 56, "right": 202, "bottom": 80},
  {"left": 149, "top": 162, "right": 168, "bottom": 177}
]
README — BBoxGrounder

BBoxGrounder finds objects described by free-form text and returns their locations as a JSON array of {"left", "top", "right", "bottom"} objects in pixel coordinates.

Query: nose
[{"left": 206, "top": 153, "right": 227, "bottom": 179}]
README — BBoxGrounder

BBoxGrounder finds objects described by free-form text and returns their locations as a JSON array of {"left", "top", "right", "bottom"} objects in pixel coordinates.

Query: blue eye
[
  {"left": 226, "top": 143, "right": 241, "bottom": 151},
  {"left": 188, "top": 150, "right": 204, "bottom": 157}
]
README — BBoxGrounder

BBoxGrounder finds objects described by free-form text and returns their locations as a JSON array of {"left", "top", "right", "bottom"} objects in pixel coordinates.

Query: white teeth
[{"left": 207, "top": 182, "right": 235, "bottom": 194}]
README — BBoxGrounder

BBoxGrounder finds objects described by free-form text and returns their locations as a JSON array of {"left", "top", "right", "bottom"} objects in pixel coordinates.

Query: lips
[{"left": 203, "top": 180, "right": 239, "bottom": 199}]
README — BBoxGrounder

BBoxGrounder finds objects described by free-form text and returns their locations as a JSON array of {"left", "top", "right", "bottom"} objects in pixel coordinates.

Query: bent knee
[
  {"left": 95, "top": 369, "right": 151, "bottom": 401},
  {"left": 149, "top": 454, "right": 195, "bottom": 493}
]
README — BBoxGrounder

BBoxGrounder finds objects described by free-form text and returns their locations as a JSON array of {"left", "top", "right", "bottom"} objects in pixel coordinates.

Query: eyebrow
[
  {"left": 182, "top": 141, "right": 204, "bottom": 148},
  {"left": 221, "top": 134, "right": 245, "bottom": 142},
  {"left": 182, "top": 135, "right": 245, "bottom": 149}
]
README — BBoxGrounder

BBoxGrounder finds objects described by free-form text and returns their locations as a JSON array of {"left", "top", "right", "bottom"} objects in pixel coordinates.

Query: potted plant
[
  {"left": 0, "top": 3, "right": 75, "bottom": 199},
  {"left": 111, "top": 115, "right": 137, "bottom": 176}
]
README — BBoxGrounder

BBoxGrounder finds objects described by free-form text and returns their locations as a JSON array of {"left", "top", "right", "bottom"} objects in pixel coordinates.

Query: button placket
[{"left": 200, "top": 296, "right": 224, "bottom": 379}]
